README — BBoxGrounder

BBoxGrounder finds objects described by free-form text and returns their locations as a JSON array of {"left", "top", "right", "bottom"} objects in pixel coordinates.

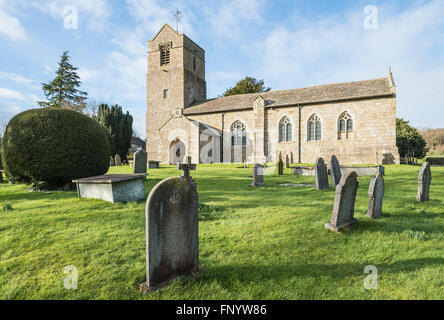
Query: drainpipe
[
  {"left": 221, "top": 113, "right": 225, "bottom": 163},
  {"left": 298, "top": 106, "right": 302, "bottom": 163}
]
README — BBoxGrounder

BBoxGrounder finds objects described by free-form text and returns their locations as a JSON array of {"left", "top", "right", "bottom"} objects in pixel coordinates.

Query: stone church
[{"left": 146, "top": 24, "right": 400, "bottom": 165}]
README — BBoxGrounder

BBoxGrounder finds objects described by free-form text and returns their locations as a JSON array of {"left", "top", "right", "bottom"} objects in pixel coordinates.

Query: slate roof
[{"left": 183, "top": 77, "right": 394, "bottom": 116}]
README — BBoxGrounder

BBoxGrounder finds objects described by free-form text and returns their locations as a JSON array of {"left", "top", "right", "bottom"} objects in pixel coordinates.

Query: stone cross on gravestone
[{"left": 177, "top": 156, "right": 196, "bottom": 180}]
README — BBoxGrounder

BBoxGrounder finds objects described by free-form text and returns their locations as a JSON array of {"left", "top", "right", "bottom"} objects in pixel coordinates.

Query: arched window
[
  {"left": 338, "top": 112, "right": 353, "bottom": 139},
  {"left": 308, "top": 114, "right": 321, "bottom": 141},
  {"left": 231, "top": 121, "right": 247, "bottom": 146},
  {"left": 279, "top": 117, "right": 293, "bottom": 142}
]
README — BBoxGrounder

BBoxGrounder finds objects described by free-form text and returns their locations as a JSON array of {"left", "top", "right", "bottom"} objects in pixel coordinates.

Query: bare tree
[{"left": 84, "top": 98, "right": 100, "bottom": 119}]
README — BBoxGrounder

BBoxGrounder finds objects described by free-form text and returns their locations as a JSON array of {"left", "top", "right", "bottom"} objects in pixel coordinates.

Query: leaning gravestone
[
  {"left": 416, "top": 162, "right": 431, "bottom": 202},
  {"left": 251, "top": 164, "right": 265, "bottom": 187},
  {"left": 325, "top": 171, "right": 359, "bottom": 232},
  {"left": 110, "top": 156, "right": 115, "bottom": 167},
  {"left": 140, "top": 157, "right": 199, "bottom": 293},
  {"left": 114, "top": 154, "right": 121, "bottom": 166},
  {"left": 367, "top": 174, "right": 384, "bottom": 218},
  {"left": 330, "top": 155, "right": 342, "bottom": 188},
  {"left": 315, "top": 157, "right": 329, "bottom": 190},
  {"left": 134, "top": 148, "right": 148, "bottom": 174}
]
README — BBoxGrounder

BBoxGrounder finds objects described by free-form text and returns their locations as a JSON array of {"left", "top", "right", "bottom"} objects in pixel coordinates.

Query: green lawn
[{"left": 0, "top": 164, "right": 444, "bottom": 300}]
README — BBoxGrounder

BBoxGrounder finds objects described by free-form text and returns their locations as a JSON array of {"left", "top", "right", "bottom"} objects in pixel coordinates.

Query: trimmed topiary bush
[{"left": 2, "top": 108, "right": 110, "bottom": 188}]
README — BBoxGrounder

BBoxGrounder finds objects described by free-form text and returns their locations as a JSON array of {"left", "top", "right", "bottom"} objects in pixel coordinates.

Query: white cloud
[
  {"left": 251, "top": 0, "right": 444, "bottom": 128},
  {"left": 77, "top": 68, "right": 101, "bottom": 82},
  {"left": 20, "top": 0, "right": 111, "bottom": 32},
  {"left": 0, "top": 71, "right": 34, "bottom": 85},
  {"left": 0, "top": 88, "right": 27, "bottom": 101},
  {"left": 202, "top": 0, "right": 265, "bottom": 40},
  {"left": 0, "top": 3, "right": 27, "bottom": 41}
]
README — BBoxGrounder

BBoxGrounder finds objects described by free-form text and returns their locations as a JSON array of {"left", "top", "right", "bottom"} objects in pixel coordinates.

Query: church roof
[{"left": 183, "top": 77, "right": 394, "bottom": 115}]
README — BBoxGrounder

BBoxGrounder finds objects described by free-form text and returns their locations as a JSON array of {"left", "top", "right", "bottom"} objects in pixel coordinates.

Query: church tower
[{"left": 146, "top": 24, "right": 206, "bottom": 162}]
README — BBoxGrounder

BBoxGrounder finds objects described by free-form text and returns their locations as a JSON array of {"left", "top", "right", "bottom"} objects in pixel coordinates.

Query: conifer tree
[
  {"left": 97, "top": 104, "right": 133, "bottom": 160},
  {"left": 39, "top": 51, "right": 87, "bottom": 111}
]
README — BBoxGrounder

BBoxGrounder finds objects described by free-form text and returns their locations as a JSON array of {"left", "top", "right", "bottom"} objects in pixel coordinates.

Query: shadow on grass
[{"left": 207, "top": 257, "right": 444, "bottom": 282}]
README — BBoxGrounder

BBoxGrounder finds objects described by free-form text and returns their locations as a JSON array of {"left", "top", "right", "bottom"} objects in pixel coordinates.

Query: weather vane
[{"left": 173, "top": 9, "right": 183, "bottom": 33}]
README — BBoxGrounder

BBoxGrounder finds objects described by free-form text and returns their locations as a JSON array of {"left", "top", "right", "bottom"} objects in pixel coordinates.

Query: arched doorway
[{"left": 169, "top": 139, "right": 186, "bottom": 165}]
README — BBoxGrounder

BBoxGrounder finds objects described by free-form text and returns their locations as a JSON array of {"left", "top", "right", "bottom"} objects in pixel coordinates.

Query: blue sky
[{"left": 0, "top": 0, "right": 443, "bottom": 138}]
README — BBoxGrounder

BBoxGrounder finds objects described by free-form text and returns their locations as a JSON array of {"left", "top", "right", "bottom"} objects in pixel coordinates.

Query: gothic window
[
  {"left": 160, "top": 43, "right": 171, "bottom": 66},
  {"left": 338, "top": 112, "right": 353, "bottom": 139},
  {"left": 279, "top": 117, "right": 293, "bottom": 142},
  {"left": 231, "top": 121, "right": 247, "bottom": 146},
  {"left": 308, "top": 114, "right": 321, "bottom": 141}
]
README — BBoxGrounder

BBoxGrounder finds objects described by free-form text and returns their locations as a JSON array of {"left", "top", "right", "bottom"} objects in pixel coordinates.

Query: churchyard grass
[{"left": 0, "top": 164, "right": 444, "bottom": 299}]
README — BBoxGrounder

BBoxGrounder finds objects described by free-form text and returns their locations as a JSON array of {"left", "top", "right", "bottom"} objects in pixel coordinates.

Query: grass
[{"left": 0, "top": 164, "right": 443, "bottom": 300}]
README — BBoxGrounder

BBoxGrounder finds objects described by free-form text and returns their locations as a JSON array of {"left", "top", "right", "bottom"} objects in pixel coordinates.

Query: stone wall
[{"left": 186, "top": 96, "right": 399, "bottom": 165}]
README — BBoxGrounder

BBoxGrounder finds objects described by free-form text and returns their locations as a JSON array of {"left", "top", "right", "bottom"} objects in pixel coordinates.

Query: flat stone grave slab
[
  {"left": 278, "top": 183, "right": 316, "bottom": 187},
  {"left": 73, "top": 174, "right": 148, "bottom": 203}
]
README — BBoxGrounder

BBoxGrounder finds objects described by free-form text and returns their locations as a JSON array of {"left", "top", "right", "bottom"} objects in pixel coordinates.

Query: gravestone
[
  {"left": 114, "top": 154, "right": 122, "bottom": 166},
  {"left": 290, "top": 152, "right": 294, "bottom": 164},
  {"left": 140, "top": 158, "right": 199, "bottom": 293},
  {"left": 315, "top": 157, "right": 329, "bottom": 190},
  {"left": 251, "top": 164, "right": 265, "bottom": 187},
  {"left": 134, "top": 148, "right": 148, "bottom": 174},
  {"left": 285, "top": 154, "right": 290, "bottom": 168},
  {"left": 330, "top": 155, "right": 342, "bottom": 187},
  {"left": 416, "top": 162, "right": 432, "bottom": 202},
  {"left": 325, "top": 171, "right": 359, "bottom": 232},
  {"left": 277, "top": 153, "right": 284, "bottom": 176},
  {"left": 367, "top": 174, "right": 384, "bottom": 218},
  {"left": 110, "top": 156, "right": 115, "bottom": 167}
]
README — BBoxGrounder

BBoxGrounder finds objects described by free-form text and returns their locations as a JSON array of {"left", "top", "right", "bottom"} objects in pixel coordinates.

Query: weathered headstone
[
  {"left": 277, "top": 153, "right": 284, "bottom": 175},
  {"left": 251, "top": 164, "right": 265, "bottom": 187},
  {"left": 285, "top": 154, "right": 290, "bottom": 168},
  {"left": 416, "top": 162, "right": 431, "bottom": 202},
  {"left": 290, "top": 152, "right": 294, "bottom": 164},
  {"left": 110, "top": 156, "right": 115, "bottom": 167},
  {"left": 367, "top": 174, "right": 384, "bottom": 218},
  {"left": 134, "top": 148, "right": 148, "bottom": 174},
  {"left": 330, "top": 155, "right": 342, "bottom": 187},
  {"left": 315, "top": 157, "right": 329, "bottom": 190},
  {"left": 140, "top": 159, "right": 199, "bottom": 293},
  {"left": 325, "top": 171, "right": 359, "bottom": 232},
  {"left": 114, "top": 154, "right": 122, "bottom": 166}
]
